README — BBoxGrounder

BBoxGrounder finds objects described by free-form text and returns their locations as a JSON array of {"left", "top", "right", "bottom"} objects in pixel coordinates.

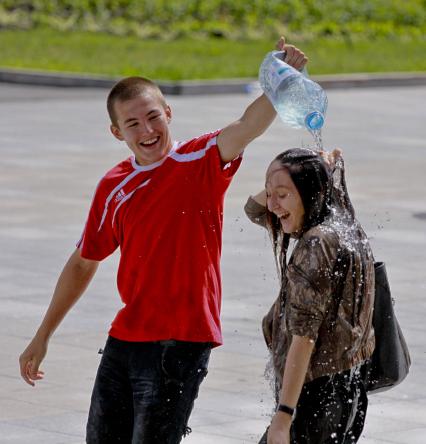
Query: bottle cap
[{"left": 305, "top": 111, "right": 324, "bottom": 131}]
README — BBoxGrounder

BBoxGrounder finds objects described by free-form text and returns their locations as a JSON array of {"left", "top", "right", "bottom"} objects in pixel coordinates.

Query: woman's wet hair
[{"left": 266, "top": 148, "right": 332, "bottom": 277}]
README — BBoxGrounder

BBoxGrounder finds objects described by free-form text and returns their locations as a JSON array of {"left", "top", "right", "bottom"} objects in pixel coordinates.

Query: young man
[{"left": 19, "top": 37, "right": 307, "bottom": 443}]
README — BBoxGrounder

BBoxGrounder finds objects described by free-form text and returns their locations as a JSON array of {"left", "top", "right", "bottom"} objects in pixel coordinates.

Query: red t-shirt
[{"left": 77, "top": 131, "right": 241, "bottom": 346}]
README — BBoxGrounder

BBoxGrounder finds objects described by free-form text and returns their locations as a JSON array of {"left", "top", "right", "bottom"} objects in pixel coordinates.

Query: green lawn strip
[{"left": 0, "top": 29, "right": 425, "bottom": 80}]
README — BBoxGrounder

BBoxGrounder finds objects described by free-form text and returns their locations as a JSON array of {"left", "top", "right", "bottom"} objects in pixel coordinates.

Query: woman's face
[{"left": 265, "top": 160, "right": 305, "bottom": 234}]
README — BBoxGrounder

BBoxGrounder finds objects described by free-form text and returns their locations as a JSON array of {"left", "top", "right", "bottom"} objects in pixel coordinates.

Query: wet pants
[
  {"left": 259, "top": 366, "right": 368, "bottom": 444},
  {"left": 86, "top": 336, "right": 211, "bottom": 444}
]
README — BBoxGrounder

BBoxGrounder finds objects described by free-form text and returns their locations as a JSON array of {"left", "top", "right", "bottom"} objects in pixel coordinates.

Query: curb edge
[{"left": 1, "top": 68, "right": 426, "bottom": 94}]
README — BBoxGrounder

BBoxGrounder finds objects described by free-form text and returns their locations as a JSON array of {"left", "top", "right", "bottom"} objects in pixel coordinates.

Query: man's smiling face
[{"left": 110, "top": 93, "right": 173, "bottom": 166}]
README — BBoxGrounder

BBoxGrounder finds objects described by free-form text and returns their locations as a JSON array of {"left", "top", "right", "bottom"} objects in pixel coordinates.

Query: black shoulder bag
[{"left": 366, "top": 262, "right": 411, "bottom": 393}]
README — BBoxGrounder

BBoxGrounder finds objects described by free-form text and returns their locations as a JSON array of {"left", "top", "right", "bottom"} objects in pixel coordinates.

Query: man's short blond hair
[{"left": 107, "top": 77, "right": 166, "bottom": 126}]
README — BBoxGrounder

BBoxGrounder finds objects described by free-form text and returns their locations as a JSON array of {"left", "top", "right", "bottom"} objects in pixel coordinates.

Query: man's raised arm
[{"left": 217, "top": 37, "right": 308, "bottom": 163}]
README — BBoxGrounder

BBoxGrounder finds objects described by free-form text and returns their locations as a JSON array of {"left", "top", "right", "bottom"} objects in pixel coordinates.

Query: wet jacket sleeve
[
  {"left": 244, "top": 195, "right": 268, "bottom": 228},
  {"left": 262, "top": 299, "right": 277, "bottom": 349},
  {"left": 285, "top": 232, "right": 338, "bottom": 341}
]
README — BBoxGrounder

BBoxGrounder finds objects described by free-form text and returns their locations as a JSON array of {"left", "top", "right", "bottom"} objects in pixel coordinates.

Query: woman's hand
[
  {"left": 319, "top": 148, "right": 342, "bottom": 169},
  {"left": 267, "top": 412, "right": 291, "bottom": 444}
]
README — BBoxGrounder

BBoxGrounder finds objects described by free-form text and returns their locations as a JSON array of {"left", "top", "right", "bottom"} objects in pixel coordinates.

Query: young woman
[{"left": 245, "top": 148, "right": 375, "bottom": 444}]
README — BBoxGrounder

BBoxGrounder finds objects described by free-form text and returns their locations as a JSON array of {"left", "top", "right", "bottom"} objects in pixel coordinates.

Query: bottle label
[{"left": 267, "top": 58, "right": 298, "bottom": 93}]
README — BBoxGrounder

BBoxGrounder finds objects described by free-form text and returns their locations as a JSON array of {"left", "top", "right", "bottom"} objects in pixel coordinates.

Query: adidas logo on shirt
[{"left": 114, "top": 189, "right": 126, "bottom": 203}]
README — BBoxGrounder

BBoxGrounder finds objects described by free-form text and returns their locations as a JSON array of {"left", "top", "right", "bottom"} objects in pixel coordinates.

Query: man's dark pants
[{"left": 86, "top": 336, "right": 211, "bottom": 443}]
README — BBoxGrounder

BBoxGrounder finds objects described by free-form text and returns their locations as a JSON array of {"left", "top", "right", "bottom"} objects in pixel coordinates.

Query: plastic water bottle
[{"left": 259, "top": 50, "right": 328, "bottom": 133}]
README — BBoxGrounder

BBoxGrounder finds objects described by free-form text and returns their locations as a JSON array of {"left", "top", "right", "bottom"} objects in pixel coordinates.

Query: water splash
[
  {"left": 310, "top": 128, "right": 324, "bottom": 151},
  {"left": 264, "top": 354, "right": 276, "bottom": 413}
]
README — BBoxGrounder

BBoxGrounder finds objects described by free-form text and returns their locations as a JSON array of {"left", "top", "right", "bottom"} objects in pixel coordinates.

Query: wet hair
[
  {"left": 266, "top": 148, "right": 332, "bottom": 277},
  {"left": 107, "top": 76, "right": 167, "bottom": 126}
]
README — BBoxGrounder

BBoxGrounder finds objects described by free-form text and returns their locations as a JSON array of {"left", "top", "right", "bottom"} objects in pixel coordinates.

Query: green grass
[{"left": 0, "top": 28, "right": 425, "bottom": 80}]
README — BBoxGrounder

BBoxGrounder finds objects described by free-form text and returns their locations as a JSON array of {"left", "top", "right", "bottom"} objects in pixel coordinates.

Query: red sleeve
[
  {"left": 199, "top": 130, "right": 243, "bottom": 184},
  {"left": 76, "top": 180, "right": 119, "bottom": 261}
]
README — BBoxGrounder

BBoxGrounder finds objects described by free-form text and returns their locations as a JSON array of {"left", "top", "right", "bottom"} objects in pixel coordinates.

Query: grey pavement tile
[
  {"left": 367, "top": 398, "right": 426, "bottom": 427},
  {"left": 3, "top": 385, "right": 91, "bottom": 415},
  {"left": 189, "top": 405, "right": 271, "bottom": 429},
  {"left": 196, "top": 387, "right": 273, "bottom": 420},
  {"left": 375, "top": 428, "right": 426, "bottom": 444},
  {"left": 0, "top": 397, "right": 74, "bottom": 422},
  {"left": 187, "top": 416, "right": 267, "bottom": 443},
  {"left": 363, "top": 412, "right": 422, "bottom": 437},
  {"left": 358, "top": 438, "right": 398, "bottom": 444},
  {"left": 185, "top": 432, "right": 246, "bottom": 443},
  {"left": 5, "top": 411, "right": 86, "bottom": 436},
  {"left": 0, "top": 423, "right": 81, "bottom": 444},
  {"left": 0, "top": 413, "right": 85, "bottom": 443}
]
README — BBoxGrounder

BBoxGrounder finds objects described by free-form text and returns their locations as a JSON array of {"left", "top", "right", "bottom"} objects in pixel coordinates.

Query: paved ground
[{"left": 0, "top": 82, "right": 425, "bottom": 443}]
